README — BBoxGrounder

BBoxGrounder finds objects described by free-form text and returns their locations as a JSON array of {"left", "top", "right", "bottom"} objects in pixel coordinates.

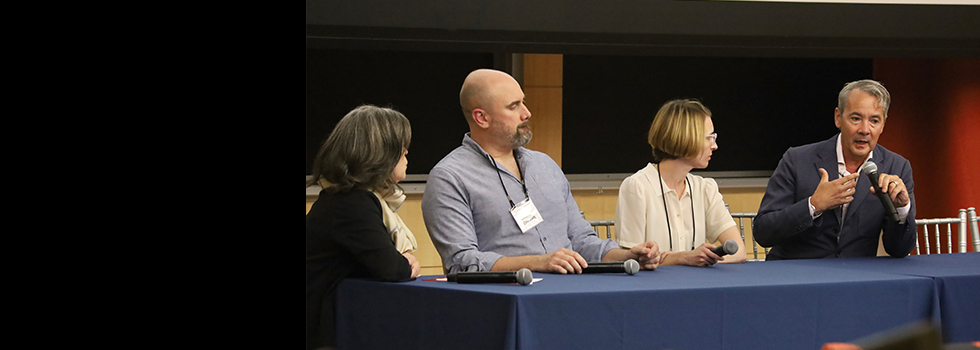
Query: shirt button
[{"left": 543, "top": 237, "right": 548, "bottom": 241}]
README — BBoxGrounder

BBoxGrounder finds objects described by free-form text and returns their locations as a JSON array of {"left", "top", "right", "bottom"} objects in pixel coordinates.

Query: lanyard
[
  {"left": 656, "top": 164, "right": 696, "bottom": 251},
  {"left": 487, "top": 151, "right": 528, "bottom": 209}
]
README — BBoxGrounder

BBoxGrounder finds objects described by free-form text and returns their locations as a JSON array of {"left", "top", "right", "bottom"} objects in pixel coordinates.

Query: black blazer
[{"left": 306, "top": 188, "right": 414, "bottom": 349}]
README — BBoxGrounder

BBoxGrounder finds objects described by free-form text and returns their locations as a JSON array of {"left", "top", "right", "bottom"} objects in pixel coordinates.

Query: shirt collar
[
  {"left": 463, "top": 132, "right": 526, "bottom": 160},
  {"left": 835, "top": 133, "right": 873, "bottom": 174},
  {"left": 645, "top": 163, "right": 690, "bottom": 198}
]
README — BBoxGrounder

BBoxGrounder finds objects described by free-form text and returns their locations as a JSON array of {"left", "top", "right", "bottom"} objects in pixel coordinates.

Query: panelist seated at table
[
  {"left": 306, "top": 105, "right": 422, "bottom": 350},
  {"left": 422, "top": 69, "right": 661, "bottom": 275},
  {"left": 616, "top": 99, "right": 747, "bottom": 267},
  {"left": 753, "top": 79, "right": 916, "bottom": 260}
]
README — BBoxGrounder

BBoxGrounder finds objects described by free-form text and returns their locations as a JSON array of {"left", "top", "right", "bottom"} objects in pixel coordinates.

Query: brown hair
[
  {"left": 308, "top": 105, "right": 411, "bottom": 196},
  {"left": 648, "top": 99, "right": 711, "bottom": 162}
]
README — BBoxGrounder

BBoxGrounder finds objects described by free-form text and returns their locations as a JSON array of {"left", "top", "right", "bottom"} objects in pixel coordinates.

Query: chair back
[
  {"left": 914, "top": 209, "right": 969, "bottom": 254},
  {"left": 588, "top": 220, "right": 615, "bottom": 240},
  {"left": 968, "top": 207, "right": 979, "bottom": 252},
  {"left": 729, "top": 212, "right": 768, "bottom": 261}
]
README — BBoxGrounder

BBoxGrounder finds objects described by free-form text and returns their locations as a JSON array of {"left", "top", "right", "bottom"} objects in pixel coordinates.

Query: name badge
[{"left": 510, "top": 198, "right": 543, "bottom": 233}]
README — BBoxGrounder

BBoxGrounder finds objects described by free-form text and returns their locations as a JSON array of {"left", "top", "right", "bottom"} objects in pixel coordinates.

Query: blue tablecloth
[
  {"left": 779, "top": 253, "right": 980, "bottom": 343},
  {"left": 335, "top": 256, "right": 955, "bottom": 350}
]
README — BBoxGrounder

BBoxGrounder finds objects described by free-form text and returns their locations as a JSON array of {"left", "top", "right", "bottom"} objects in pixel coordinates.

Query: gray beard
[{"left": 510, "top": 126, "right": 533, "bottom": 148}]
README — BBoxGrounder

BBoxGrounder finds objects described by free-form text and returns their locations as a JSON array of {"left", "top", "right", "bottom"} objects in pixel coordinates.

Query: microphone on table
[
  {"left": 861, "top": 161, "right": 901, "bottom": 223},
  {"left": 710, "top": 240, "right": 739, "bottom": 256},
  {"left": 581, "top": 259, "right": 639, "bottom": 275},
  {"left": 447, "top": 268, "right": 533, "bottom": 286}
]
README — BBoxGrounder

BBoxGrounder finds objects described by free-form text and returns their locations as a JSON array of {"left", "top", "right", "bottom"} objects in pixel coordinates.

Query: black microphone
[
  {"left": 710, "top": 240, "right": 739, "bottom": 256},
  {"left": 447, "top": 268, "right": 533, "bottom": 286},
  {"left": 861, "top": 161, "right": 901, "bottom": 223},
  {"left": 581, "top": 259, "right": 639, "bottom": 275}
]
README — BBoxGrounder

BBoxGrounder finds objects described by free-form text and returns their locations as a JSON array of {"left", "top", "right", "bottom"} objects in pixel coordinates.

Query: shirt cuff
[
  {"left": 808, "top": 196, "right": 823, "bottom": 220},
  {"left": 896, "top": 202, "right": 911, "bottom": 222}
]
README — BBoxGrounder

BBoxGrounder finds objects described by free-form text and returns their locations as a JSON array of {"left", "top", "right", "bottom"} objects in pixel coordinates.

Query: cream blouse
[
  {"left": 372, "top": 188, "right": 417, "bottom": 254},
  {"left": 615, "top": 163, "right": 735, "bottom": 252}
]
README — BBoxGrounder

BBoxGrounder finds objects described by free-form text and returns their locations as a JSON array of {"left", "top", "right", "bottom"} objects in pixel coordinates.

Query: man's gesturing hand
[{"left": 810, "top": 168, "right": 860, "bottom": 214}]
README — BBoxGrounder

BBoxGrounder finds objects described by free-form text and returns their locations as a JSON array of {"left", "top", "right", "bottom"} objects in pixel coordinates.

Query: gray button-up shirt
[{"left": 422, "top": 134, "right": 619, "bottom": 273}]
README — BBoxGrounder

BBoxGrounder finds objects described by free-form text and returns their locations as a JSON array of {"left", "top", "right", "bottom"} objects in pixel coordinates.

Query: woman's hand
[
  {"left": 629, "top": 240, "right": 661, "bottom": 270},
  {"left": 677, "top": 243, "right": 723, "bottom": 267},
  {"left": 402, "top": 252, "right": 421, "bottom": 278}
]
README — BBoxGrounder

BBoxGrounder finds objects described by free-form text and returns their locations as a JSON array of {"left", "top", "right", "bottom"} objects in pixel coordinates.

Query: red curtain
[{"left": 874, "top": 59, "right": 980, "bottom": 253}]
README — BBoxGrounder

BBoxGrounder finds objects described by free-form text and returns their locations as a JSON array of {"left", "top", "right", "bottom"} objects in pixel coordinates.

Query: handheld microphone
[
  {"left": 581, "top": 259, "right": 639, "bottom": 275},
  {"left": 447, "top": 268, "right": 533, "bottom": 286},
  {"left": 710, "top": 240, "right": 739, "bottom": 256},
  {"left": 861, "top": 161, "right": 901, "bottom": 223}
]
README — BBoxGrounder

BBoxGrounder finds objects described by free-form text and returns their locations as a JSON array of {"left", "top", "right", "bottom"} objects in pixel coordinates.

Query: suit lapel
[
  {"left": 814, "top": 138, "right": 842, "bottom": 227},
  {"left": 844, "top": 147, "right": 877, "bottom": 223}
]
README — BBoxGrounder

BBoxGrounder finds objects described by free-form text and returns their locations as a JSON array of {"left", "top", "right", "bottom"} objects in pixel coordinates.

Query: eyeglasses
[{"left": 706, "top": 133, "right": 718, "bottom": 144}]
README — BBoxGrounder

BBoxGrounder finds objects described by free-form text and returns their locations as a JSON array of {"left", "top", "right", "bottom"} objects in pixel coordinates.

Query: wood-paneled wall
[{"left": 523, "top": 54, "right": 564, "bottom": 166}]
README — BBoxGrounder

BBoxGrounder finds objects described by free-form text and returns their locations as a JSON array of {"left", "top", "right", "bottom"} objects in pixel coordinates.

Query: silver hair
[{"left": 838, "top": 79, "right": 891, "bottom": 117}]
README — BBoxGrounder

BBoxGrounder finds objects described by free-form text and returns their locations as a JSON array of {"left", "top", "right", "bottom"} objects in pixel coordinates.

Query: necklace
[
  {"left": 656, "top": 163, "right": 696, "bottom": 251},
  {"left": 487, "top": 151, "right": 527, "bottom": 209}
]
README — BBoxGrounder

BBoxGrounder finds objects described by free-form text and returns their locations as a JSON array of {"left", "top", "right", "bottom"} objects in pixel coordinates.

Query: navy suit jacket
[{"left": 754, "top": 135, "right": 916, "bottom": 260}]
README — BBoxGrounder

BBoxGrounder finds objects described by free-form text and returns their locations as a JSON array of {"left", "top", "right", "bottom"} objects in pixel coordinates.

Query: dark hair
[{"left": 308, "top": 105, "right": 411, "bottom": 196}]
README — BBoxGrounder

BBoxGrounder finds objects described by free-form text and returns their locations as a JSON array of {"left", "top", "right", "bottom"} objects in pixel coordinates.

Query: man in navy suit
[{"left": 754, "top": 79, "right": 916, "bottom": 260}]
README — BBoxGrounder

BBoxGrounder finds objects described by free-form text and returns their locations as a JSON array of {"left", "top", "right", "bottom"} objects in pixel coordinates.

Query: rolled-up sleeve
[
  {"left": 564, "top": 182, "right": 619, "bottom": 262},
  {"left": 422, "top": 167, "right": 503, "bottom": 273}
]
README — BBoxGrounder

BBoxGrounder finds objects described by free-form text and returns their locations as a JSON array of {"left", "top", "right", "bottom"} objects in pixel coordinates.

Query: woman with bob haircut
[
  {"left": 306, "top": 105, "right": 420, "bottom": 350},
  {"left": 615, "top": 99, "right": 746, "bottom": 267}
]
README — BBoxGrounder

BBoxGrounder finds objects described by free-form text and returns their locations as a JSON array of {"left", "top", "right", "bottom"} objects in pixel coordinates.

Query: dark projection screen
[
  {"left": 562, "top": 55, "right": 873, "bottom": 174},
  {"left": 306, "top": 49, "right": 494, "bottom": 175}
]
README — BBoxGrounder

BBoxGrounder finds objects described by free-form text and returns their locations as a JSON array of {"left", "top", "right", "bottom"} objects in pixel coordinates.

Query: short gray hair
[{"left": 838, "top": 79, "right": 891, "bottom": 117}]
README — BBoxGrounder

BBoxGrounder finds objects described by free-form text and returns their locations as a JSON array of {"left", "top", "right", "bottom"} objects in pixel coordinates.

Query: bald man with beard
[{"left": 422, "top": 69, "right": 661, "bottom": 274}]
